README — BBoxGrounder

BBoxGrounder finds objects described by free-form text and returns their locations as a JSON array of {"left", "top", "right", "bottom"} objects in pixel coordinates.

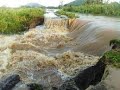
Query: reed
[
  {"left": 0, "top": 7, "right": 44, "bottom": 34},
  {"left": 56, "top": 10, "right": 77, "bottom": 18},
  {"left": 60, "top": 3, "right": 120, "bottom": 16},
  {"left": 104, "top": 39, "right": 120, "bottom": 68}
]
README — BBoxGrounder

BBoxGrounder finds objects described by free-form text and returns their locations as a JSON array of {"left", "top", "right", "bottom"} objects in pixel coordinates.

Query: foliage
[
  {"left": 66, "top": 0, "right": 103, "bottom": 6},
  {"left": 110, "top": 39, "right": 120, "bottom": 46},
  {"left": 56, "top": 10, "right": 77, "bottom": 18},
  {"left": 61, "top": 3, "right": 120, "bottom": 16},
  {"left": 104, "top": 39, "right": 120, "bottom": 68},
  {"left": 84, "top": 0, "right": 103, "bottom": 4},
  {"left": 105, "top": 50, "right": 120, "bottom": 68},
  {"left": 0, "top": 7, "right": 44, "bottom": 34}
]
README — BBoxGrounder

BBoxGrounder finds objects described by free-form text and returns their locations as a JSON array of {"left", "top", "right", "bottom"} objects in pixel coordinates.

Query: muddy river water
[{"left": 0, "top": 9, "right": 120, "bottom": 90}]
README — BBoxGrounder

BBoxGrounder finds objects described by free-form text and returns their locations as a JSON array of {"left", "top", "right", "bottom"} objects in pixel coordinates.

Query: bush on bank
[
  {"left": 56, "top": 10, "right": 77, "bottom": 18},
  {"left": 104, "top": 39, "right": 120, "bottom": 68},
  {"left": 61, "top": 3, "right": 120, "bottom": 16},
  {"left": 0, "top": 7, "right": 44, "bottom": 34}
]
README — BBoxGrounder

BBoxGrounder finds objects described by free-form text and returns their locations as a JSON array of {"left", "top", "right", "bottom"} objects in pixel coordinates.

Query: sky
[{"left": 0, "top": 0, "right": 119, "bottom": 7}]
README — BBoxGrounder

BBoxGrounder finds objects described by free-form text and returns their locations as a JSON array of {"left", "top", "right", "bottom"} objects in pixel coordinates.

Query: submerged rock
[
  {"left": 0, "top": 74, "right": 20, "bottom": 90},
  {"left": 27, "top": 83, "right": 43, "bottom": 90}
]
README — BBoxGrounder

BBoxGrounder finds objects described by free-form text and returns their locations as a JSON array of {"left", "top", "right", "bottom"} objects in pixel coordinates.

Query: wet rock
[
  {"left": 110, "top": 39, "right": 120, "bottom": 50},
  {"left": 86, "top": 82, "right": 107, "bottom": 90},
  {"left": 58, "top": 80, "right": 79, "bottom": 90},
  {"left": 0, "top": 74, "right": 20, "bottom": 90},
  {"left": 12, "top": 82, "right": 29, "bottom": 90},
  {"left": 59, "top": 60, "right": 106, "bottom": 90},
  {"left": 27, "top": 83, "right": 43, "bottom": 90},
  {"left": 87, "top": 67, "right": 120, "bottom": 90},
  {"left": 28, "top": 68, "right": 63, "bottom": 88},
  {"left": 52, "top": 87, "right": 58, "bottom": 90},
  {"left": 74, "top": 59, "right": 106, "bottom": 89}
]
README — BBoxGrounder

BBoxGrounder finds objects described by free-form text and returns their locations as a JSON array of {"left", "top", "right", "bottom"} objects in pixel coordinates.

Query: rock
[
  {"left": 60, "top": 15, "right": 68, "bottom": 19},
  {"left": 59, "top": 60, "right": 106, "bottom": 90},
  {"left": 58, "top": 80, "right": 79, "bottom": 90},
  {"left": 74, "top": 59, "right": 106, "bottom": 90},
  {"left": 86, "top": 82, "right": 107, "bottom": 90},
  {"left": 110, "top": 39, "right": 120, "bottom": 50},
  {"left": 52, "top": 87, "right": 58, "bottom": 90},
  {"left": 87, "top": 41, "right": 120, "bottom": 90},
  {"left": 12, "top": 83, "right": 29, "bottom": 90},
  {"left": 87, "top": 67, "right": 120, "bottom": 90},
  {"left": 0, "top": 74, "right": 20, "bottom": 90},
  {"left": 31, "top": 68, "right": 63, "bottom": 88},
  {"left": 27, "top": 83, "right": 43, "bottom": 90}
]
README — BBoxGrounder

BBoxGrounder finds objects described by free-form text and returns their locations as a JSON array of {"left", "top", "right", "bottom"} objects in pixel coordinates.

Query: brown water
[
  {"left": 68, "top": 18, "right": 120, "bottom": 55},
  {"left": 0, "top": 14, "right": 120, "bottom": 88}
]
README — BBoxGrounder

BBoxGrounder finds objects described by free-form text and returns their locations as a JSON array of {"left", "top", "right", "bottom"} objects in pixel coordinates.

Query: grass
[
  {"left": 110, "top": 39, "right": 120, "bottom": 46},
  {"left": 0, "top": 7, "right": 44, "bottom": 34},
  {"left": 105, "top": 50, "right": 120, "bottom": 68},
  {"left": 104, "top": 39, "right": 120, "bottom": 68},
  {"left": 56, "top": 10, "right": 77, "bottom": 18},
  {"left": 60, "top": 3, "right": 120, "bottom": 17}
]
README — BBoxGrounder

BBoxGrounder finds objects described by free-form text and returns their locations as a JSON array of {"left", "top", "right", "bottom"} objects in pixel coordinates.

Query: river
[{"left": 0, "top": 9, "right": 120, "bottom": 90}]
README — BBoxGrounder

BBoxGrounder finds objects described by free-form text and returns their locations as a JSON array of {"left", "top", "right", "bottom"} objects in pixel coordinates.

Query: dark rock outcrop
[
  {"left": 110, "top": 39, "right": 120, "bottom": 50},
  {"left": 27, "top": 83, "right": 43, "bottom": 90},
  {"left": 0, "top": 74, "right": 20, "bottom": 90},
  {"left": 59, "top": 60, "right": 106, "bottom": 90}
]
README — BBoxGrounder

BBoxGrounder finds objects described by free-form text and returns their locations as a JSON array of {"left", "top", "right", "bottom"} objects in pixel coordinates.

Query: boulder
[
  {"left": 27, "top": 83, "right": 43, "bottom": 90},
  {"left": 59, "top": 60, "right": 106, "bottom": 90},
  {"left": 0, "top": 74, "right": 20, "bottom": 90},
  {"left": 87, "top": 67, "right": 120, "bottom": 90}
]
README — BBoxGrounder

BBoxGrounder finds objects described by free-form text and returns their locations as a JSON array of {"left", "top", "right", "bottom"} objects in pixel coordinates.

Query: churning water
[{"left": 0, "top": 10, "right": 120, "bottom": 88}]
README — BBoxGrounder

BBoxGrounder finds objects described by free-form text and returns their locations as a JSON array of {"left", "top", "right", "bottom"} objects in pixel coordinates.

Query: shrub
[
  {"left": 61, "top": 3, "right": 120, "bottom": 16},
  {"left": 0, "top": 7, "right": 44, "bottom": 34},
  {"left": 104, "top": 39, "right": 120, "bottom": 68},
  {"left": 56, "top": 10, "right": 77, "bottom": 18},
  {"left": 105, "top": 50, "right": 120, "bottom": 68}
]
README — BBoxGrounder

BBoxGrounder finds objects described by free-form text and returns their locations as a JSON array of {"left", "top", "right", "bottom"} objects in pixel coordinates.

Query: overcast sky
[{"left": 0, "top": 0, "right": 119, "bottom": 7}]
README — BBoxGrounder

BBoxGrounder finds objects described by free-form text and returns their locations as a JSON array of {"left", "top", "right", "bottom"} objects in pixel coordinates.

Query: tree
[{"left": 85, "top": 0, "right": 103, "bottom": 4}]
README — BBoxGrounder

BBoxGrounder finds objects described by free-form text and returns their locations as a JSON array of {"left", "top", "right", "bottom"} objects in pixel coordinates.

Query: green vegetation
[
  {"left": 110, "top": 39, "right": 120, "bottom": 46},
  {"left": 105, "top": 50, "right": 120, "bottom": 68},
  {"left": 61, "top": 3, "right": 120, "bottom": 16},
  {"left": 56, "top": 10, "right": 77, "bottom": 18},
  {"left": 104, "top": 39, "right": 120, "bottom": 68},
  {"left": 66, "top": 0, "right": 103, "bottom": 6},
  {"left": 60, "top": 0, "right": 120, "bottom": 17},
  {"left": 0, "top": 7, "right": 44, "bottom": 34}
]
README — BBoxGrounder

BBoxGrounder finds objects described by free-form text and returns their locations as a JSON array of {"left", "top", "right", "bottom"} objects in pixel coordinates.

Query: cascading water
[
  {"left": 68, "top": 19, "right": 120, "bottom": 56},
  {"left": 0, "top": 12, "right": 120, "bottom": 89}
]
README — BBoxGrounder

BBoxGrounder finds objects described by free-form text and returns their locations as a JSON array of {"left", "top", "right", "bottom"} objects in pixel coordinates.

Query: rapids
[{"left": 0, "top": 9, "right": 120, "bottom": 89}]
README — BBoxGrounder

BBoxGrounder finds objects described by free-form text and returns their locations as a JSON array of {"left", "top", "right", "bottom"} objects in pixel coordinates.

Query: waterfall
[
  {"left": 44, "top": 18, "right": 68, "bottom": 29},
  {"left": 67, "top": 19, "right": 120, "bottom": 56}
]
